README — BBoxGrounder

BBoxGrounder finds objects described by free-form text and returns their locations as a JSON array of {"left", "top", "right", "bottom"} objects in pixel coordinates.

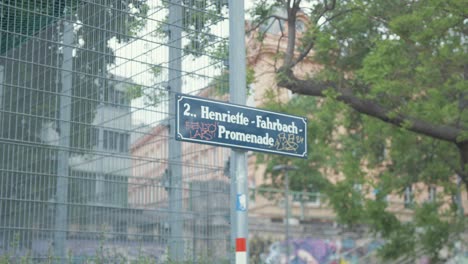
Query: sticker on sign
[{"left": 175, "top": 93, "right": 307, "bottom": 158}]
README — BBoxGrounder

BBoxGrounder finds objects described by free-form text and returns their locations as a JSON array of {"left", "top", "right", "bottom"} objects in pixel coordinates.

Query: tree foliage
[{"left": 250, "top": 0, "right": 467, "bottom": 261}]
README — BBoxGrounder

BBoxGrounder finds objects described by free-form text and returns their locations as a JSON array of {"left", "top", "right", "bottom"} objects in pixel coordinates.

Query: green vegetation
[{"left": 251, "top": 0, "right": 467, "bottom": 262}]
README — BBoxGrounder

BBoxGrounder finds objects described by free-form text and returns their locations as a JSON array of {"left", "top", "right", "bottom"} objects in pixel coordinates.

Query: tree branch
[
  {"left": 313, "top": 0, "right": 337, "bottom": 25},
  {"left": 291, "top": 38, "right": 315, "bottom": 67},
  {"left": 439, "top": 147, "right": 467, "bottom": 180},
  {"left": 291, "top": 5, "right": 357, "bottom": 67},
  {"left": 293, "top": 0, "right": 302, "bottom": 9},
  {"left": 273, "top": 27, "right": 287, "bottom": 72},
  {"left": 277, "top": 69, "right": 465, "bottom": 143},
  {"left": 284, "top": 0, "right": 300, "bottom": 67},
  {"left": 317, "top": 7, "right": 361, "bottom": 29},
  {"left": 247, "top": 15, "right": 288, "bottom": 34}
]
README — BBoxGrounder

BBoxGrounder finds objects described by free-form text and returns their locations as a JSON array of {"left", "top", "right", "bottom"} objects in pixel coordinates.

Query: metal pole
[
  {"left": 54, "top": 21, "right": 73, "bottom": 263},
  {"left": 229, "top": 0, "right": 248, "bottom": 263},
  {"left": 285, "top": 170, "right": 290, "bottom": 263},
  {"left": 272, "top": 165, "right": 298, "bottom": 264},
  {"left": 300, "top": 190, "right": 305, "bottom": 221},
  {"left": 168, "top": 0, "right": 184, "bottom": 261},
  {"left": 0, "top": 66, "right": 3, "bottom": 110}
]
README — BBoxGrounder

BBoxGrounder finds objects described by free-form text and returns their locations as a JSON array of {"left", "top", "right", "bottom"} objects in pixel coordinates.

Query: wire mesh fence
[{"left": 0, "top": 0, "right": 230, "bottom": 262}]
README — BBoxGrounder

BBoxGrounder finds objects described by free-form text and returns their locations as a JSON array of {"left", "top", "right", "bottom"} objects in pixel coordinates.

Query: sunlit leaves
[{"left": 255, "top": 0, "right": 466, "bottom": 261}]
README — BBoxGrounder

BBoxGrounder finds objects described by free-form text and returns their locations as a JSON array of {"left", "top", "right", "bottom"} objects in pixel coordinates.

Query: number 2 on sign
[{"left": 183, "top": 103, "right": 191, "bottom": 116}]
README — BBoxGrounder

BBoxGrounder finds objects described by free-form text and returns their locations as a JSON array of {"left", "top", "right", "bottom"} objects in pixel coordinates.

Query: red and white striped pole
[{"left": 236, "top": 238, "right": 247, "bottom": 264}]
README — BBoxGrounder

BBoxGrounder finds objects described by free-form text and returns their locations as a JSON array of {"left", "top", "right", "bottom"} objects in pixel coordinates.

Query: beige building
[{"left": 129, "top": 95, "right": 230, "bottom": 210}]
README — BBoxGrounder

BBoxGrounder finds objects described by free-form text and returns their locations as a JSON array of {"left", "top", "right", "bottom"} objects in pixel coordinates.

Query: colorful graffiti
[
  {"left": 257, "top": 237, "right": 468, "bottom": 264},
  {"left": 185, "top": 121, "right": 218, "bottom": 140},
  {"left": 261, "top": 238, "right": 383, "bottom": 264},
  {"left": 272, "top": 132, "right": 304, "bottom": 152}
]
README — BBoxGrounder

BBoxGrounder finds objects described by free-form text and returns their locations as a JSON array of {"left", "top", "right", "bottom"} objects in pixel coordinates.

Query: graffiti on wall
[
  {"left": 260, "top": 237, "right": 382, "bottom": 264},
  {"left": 257, "top": 237, "right": 468, "bottom": 264}
]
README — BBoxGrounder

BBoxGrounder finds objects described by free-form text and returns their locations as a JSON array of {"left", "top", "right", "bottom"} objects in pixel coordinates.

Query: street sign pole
[
  {"left": 229, "top": 0, "right": 248, "bottom": 263},
  {"left": 176, "top": 5, "right": 307, "bottom": 264},
  {"left": 168, "top": 0, "right": 183, "bottom": 261},
  {"left": 175, "top": 93, "right": 307, "bottom": 264}
]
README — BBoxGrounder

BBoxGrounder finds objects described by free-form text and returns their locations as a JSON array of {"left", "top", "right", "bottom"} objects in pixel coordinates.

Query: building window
[
  {"left": 119, "top": 133, "right": 129, "bottom": 152},
  {"left": 108, "top": 175, "right": 127, "bottom": 204},
  {"left": 103, "top": 130, "right": 129, "bottom": 152},
  {"left": 150, "top": 186, "right": 155, "bottom": 203},
  {"left": 92, "top": 127, "right": 99, "bottom": 147},
  {"left": 295, "top": 20, "right": 306, "bottom": 33},
  {"left": 292, "top": 189, "right": 321, "bottom": 206},
  {"left": 259, "top": 18, "right": 285, "bottom": 35},
  {"left": 104, "top": 85, "right": 129, "bottom": 107},
  {"left": 139, "top": 189, "right": 144, "bottom": 204},
  {"left": 404, "top": 186, "right": 413, "bottom": 208}
]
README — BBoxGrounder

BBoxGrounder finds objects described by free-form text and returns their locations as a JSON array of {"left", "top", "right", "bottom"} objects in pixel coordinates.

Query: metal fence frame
[{"left": 0, "top": 0, "right": 231, "bottom": 262}]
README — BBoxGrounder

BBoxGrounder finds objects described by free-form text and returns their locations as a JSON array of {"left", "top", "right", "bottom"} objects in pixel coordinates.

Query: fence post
[
  {"left": 54, "top": 21, "right": 73, "bottom": 263},
  {"left": 168, "top": 0, "right": 184, "bottom": 261}
]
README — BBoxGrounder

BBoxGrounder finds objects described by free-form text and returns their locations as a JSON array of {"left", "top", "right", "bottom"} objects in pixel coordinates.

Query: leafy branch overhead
[
  {"left": 251, "top": 0, "right": 468, "bottom": 185},
  {"left": 250, "top": 0, "right": 467, "bottom": 262}
]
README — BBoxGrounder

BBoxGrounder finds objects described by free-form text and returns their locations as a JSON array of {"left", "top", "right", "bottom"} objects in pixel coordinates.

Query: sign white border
[{"left": 176, "top": 94, "right": 308, "bottom": 158}]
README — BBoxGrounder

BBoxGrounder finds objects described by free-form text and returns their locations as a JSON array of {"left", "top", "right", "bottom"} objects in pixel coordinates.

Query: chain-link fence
[{"left": 0, "top": 0, "right": 230, "bottom": 262}]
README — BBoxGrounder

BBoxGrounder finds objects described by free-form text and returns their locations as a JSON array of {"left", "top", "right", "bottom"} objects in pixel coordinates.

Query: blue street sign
[{"left": 175, "top": 94, "right": 307, "bottom": 158}]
